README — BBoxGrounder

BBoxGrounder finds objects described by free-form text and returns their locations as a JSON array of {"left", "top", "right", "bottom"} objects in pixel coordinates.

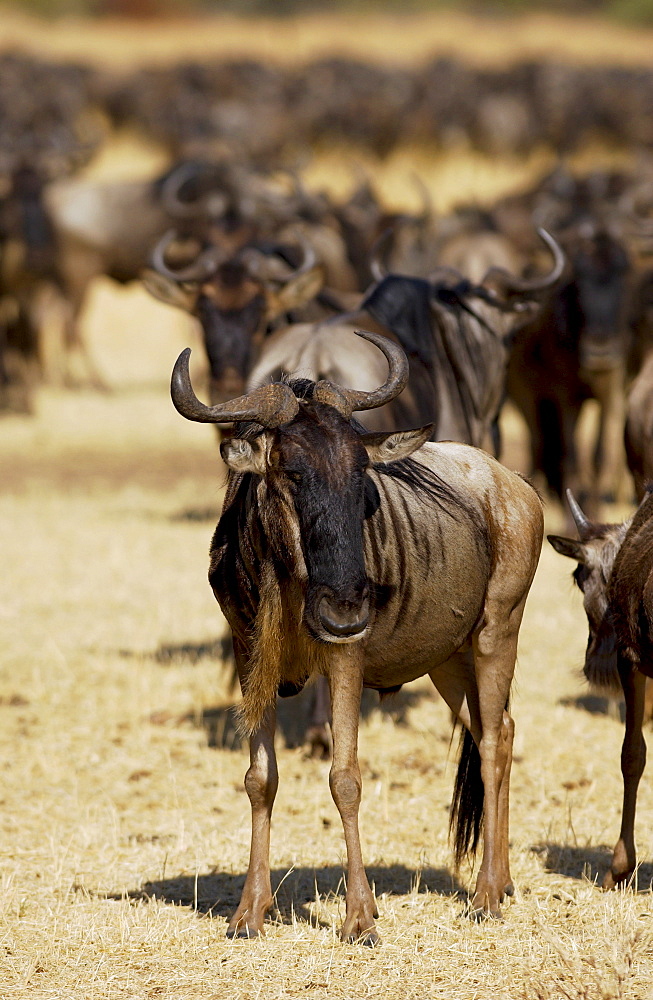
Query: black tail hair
[{"left": 449, "top": 727, "right": 484, "bottom": 869}]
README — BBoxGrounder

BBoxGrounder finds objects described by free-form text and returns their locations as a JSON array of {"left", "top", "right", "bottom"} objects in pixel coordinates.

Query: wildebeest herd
[{"left": 3, "top": 44, "right": 653, "bottom": 945}]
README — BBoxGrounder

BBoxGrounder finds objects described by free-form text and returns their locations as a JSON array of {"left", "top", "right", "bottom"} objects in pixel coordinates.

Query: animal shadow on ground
[
  {"left": 533, "top": 843, "right": 653, "bottom": 890},
  {"left": 559, "top": 693, "right": 626, "bottom": 722},
  {"left": 117, "top": 864, "right": 467, "bottom": 927},
  {"left": 184, "top": 684, "right": 428, "bottom": 753},
  {"left": 169, "top": 506, "right": 221, "bottom": 523}
]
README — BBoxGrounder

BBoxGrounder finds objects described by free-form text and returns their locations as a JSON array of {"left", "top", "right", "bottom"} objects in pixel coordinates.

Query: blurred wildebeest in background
[
  {"left": 504, "top": 168, "right": 646, "bottom": 514},
  {"left": 250, "top": 228, "right": 564, "bottom": 451}
]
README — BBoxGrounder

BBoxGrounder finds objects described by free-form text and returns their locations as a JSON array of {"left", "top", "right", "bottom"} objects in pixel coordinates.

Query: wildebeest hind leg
[
  {"left": 603, "top": 660, "right": 647, "bottom": 890},
  {"left": 328, "top": 656, "right": 378, "bottom": 944},
  {"left": 470, "top": 621, "right": 520, "bottom": 918},
  {"left": 431, "top": 651, "right": 513, "bottom": 912},
  {"left": 227, "top": 703, "right": 279, "bottom": 938}
]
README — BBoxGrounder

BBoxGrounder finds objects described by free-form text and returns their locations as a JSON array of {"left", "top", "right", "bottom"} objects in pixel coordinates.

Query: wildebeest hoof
[
  {"left": 341, "top": 927, "right": 380, "bottom": 946},
  {"left": 503, "top": 881, "right": 515, "bottom": 898},
  {"left": 602, "top": 869, "right": 633, "bottom": 891},
  {"left": 469, "top": 906, "right": 503, "bottom": 922},
  {"left": 226, "top": 922, "right": 263, "bottom": 939}
]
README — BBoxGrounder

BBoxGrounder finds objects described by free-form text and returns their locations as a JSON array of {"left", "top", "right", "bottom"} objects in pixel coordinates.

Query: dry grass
[
  {"left": 2, "top": 9, "right": 653, "bottom": 999},
  {"left": 2, "top": 312, "right": 653, "bottom": 1000},
  {"left": 1, "top": 257, "right": 652, "bottom": 1000}
]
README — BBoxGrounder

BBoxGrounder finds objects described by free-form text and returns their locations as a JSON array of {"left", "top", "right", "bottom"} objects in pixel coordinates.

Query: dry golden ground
[
  {"left": 2, "top": 9, "right": 653, "bottom": 998},
  {"left": 1, "top": 308, "right": 652, "bottom": 1000}
]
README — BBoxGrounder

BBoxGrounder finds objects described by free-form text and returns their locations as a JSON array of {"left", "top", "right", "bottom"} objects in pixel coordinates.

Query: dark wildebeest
[
  {"left": 625, "top": 351, "right": 653, "bottom": 501},
  {"left": 507, "top": 217, "right": 632, "bottom": 513},
  {"left": 171, "top": 330, "right": 544, "bottom": 941},
  {"left": 146, "top": 228, "right": 325, "bottom": 411},
  {"left": 548, "top": 490, "right": 653, "bottom": 889}
]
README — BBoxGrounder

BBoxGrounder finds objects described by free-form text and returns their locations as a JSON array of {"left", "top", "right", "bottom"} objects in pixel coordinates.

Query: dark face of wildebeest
[
  {"left": 145, "top": 229, "right": 323, "bottom": 406},
  {"left": 547, "top": 490, "right": 627, "bottom": 687},
  {"left": 220, "top": 394, "right": 429, "bottom": 644},
  {"left": 566, "top": 224, "right": 631, "bottom": 373}
]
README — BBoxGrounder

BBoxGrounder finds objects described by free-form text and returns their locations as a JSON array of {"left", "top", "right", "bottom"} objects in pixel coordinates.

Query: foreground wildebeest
[
  {"left": 548, "top": 491, "right": 653, "bottom": 889},
  {"left": 171, "top": 330, "right": 544, "bottom": 941}
]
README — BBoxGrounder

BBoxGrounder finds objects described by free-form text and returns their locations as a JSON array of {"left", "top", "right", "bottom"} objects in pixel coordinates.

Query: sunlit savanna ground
[{"left": 2, "top": 9, "right": 653, "bottom": 999}]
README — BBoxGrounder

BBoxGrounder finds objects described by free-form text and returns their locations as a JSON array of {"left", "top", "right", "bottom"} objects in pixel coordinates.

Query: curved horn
[
  {"left": 481, "top": 228, "right": 565, "bottom": 295},
  {"left": 313, "top": 330, "right": 408, "bottom": 416},
  {"left": 619, "top": 183, "right": 653, "bottom": 237},
  {"left": 171, "top": 348, "right": 299, "bottom": 427},
  {"left": 240, "top": 233, "right": 317, "bottom": 283},
  {"left": 566, "top": 489, "right": 593, "bottom": 540},
  {"left": 161, "top": 161, "right": 228, "bottom": 220},
  {"left": 151, "top": 229, "right": 228, "bottom": 284}
]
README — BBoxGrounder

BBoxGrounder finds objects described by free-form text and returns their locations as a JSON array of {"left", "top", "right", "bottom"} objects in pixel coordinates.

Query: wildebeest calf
[
  {"left": 549, "top": 490, "right": 653, "bottom": 889},
  {"left": 171, "top": 330, "right": 544, "bottom": 942}
]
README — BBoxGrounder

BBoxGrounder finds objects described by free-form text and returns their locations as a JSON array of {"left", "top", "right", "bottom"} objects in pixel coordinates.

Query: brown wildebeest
[
  {"left": 625, "top": 350, "right": 653, "bottom": 501},
  {"left": 171, "top": 330, "right": 544, "bottom": 942},
  {"left": 548, "top": 490, "right": 653, "bottom": 890}
]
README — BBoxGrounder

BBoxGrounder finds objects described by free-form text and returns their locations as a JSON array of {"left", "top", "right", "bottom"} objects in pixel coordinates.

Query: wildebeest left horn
[
  {"left": 171, "top": 348, "right": 299, "bottom": 427},
  {"left": 313, "top": 330, "right": 408, "bottom": 416},
  {"left": 566, "top": 489, "right": 593, "bottom": 540},
  {"left": 151, "top": 229, "right": 228, "bottom": 284},
  {"left": 482, "top": 228, "right": 565, "bottom": 295}
]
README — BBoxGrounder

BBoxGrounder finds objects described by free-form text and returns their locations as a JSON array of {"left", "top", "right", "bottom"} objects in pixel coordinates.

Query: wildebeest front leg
[
  {"left": 603, "top": 660, "right": 647, "bottom": 890},
  {"left": 227, "top": 703, "right": 279, "bottom": 937},
  {"left": 328, "top": 660, "right": 378, "bottom": 944}
]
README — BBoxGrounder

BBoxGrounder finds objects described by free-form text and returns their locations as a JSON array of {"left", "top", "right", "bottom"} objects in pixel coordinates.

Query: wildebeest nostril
[{"left": 318, "top": 596, "right": 370, "bottom": 637}]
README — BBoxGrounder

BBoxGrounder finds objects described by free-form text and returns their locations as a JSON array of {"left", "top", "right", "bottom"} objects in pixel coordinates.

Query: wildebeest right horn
[
  {"left": 482, "top": 228, "right": 565, "bottom": 295},
  {"left": 171, "top": 348, "right": 299, "bottom": 427},
  {"left": 566, "top": 489, "right": 593, "bottom": 540},
  {"left": 313, "top": 330, "right": 408, "bottom": 416}
]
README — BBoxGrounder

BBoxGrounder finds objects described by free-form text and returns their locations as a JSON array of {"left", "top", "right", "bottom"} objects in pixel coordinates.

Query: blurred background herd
[{"left": 4, "top": 0, "right": 653, "bottom": 518}]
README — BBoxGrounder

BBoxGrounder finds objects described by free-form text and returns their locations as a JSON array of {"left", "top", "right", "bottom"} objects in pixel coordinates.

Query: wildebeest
[
  {"left": 146, "top": 227, "right": 325, "bottom": 410},
  {"left": 248, "top": 228, "right": 564, "bottom": 453},
  {"left": 548, "top": 490, "right": 653, "bottom": 889},
  {"left": 625, "top": 350, "right": 653, "bottom": 501},
  {"left": 507, "top": 214, "right": 632, "bottom": 512},
  {"left": 171, "top": 330, "right": 544, "bottom": 941}
]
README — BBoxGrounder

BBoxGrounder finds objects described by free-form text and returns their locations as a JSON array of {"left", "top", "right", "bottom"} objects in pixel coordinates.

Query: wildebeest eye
[{"left": 285, "top": 470, "right": 303, "bottom": 485}]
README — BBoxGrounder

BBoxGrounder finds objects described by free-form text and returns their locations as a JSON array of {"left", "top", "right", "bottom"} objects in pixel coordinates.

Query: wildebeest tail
[{"left": 449, "top": 726, "right": 484, "bottom": 868}]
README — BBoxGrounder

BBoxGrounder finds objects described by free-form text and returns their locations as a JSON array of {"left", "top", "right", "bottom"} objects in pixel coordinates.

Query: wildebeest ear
[
  {"left": 547, "top": 534, "right": 587, "bottom": 562},
  {"left": 220, "top": 436, "right": 268, "bottom": 475},
  {"left": 265, "top": 265, "right": 326, "bottom": 320},
  {"left": 361, "top": 424, "right": 433, "bottom": 465},
  {"left": 141, "top": 268, "right": 199, "bottom": 312}
]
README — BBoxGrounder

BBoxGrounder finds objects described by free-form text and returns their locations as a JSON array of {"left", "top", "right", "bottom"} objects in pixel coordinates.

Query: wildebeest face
[
  {"left": 198, "top": 263, "right": 266, "bottom": 404},
  {"left": 572, "top": 230, "right": 630, "bottom": 372},
  {"left": 221, "top": 401, "right": 430, "bottom": 643},
  {"left": 547, "top": 528, "right": 623, "bottom": 682}
]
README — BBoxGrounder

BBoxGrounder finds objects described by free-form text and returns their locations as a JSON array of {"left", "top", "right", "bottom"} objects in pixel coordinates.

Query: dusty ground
[
  {"left": 2, "top": 8, "right": 653, "bottom": 999},
  {"left": 1, "top": 302, "right": 652, "bottom": 1000}
]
